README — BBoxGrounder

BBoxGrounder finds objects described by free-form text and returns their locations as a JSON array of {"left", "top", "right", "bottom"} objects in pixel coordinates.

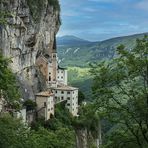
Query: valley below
[{"left": 57, "top": 33, "right": 148, "bottom": 100}]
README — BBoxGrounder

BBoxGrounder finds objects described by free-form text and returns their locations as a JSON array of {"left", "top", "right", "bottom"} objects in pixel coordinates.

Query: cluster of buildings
[
  {"left": 0, "top": 39, "right": 79, "bottom": 122},
  {"left": 35, "top": 40, "right": 79, "bottom": 120}
]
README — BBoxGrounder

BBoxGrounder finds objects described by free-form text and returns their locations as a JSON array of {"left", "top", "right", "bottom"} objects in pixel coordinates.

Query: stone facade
[
  {"left": 36, "top": 55, "right": 49, "bottom": 81},
  {"left": 57, "top": 67, "right": 68, "bottom": 85},
  {"left": 51, "top": 85, "right": 78, "bottom": 116},
  {"left": 0, "top": 0, "right": 78, "bottom": 120},
  {"left": 0, "top": 0, "right": 60, "bottom": 100},
  {"left": 36, "top": 46, "right": 79, "bottom": 118},
  {"left": 36, "top": 91, "right": 54, "bottom": 120}
]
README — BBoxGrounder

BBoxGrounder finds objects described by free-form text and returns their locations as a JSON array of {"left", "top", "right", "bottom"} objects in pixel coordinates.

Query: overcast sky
[{"left": 57, "top": 0, "right": 148, "bottom": 41}]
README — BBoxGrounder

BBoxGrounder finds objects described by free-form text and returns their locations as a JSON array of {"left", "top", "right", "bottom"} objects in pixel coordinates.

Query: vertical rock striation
[{"left": 0, "top": 0, "right": 60, "bottom": 99}]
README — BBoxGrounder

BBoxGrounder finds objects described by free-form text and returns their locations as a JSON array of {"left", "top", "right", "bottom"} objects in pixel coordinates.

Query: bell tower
[
  {"left": 48, "top": 35, "right": 58, "bottom": 87},
  {"left": 51, "top": 52, "right": 57, "bottom": 81}
]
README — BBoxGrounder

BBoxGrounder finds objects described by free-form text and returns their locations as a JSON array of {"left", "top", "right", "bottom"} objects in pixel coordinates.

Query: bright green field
[{"left": 67, "top": 67, "right": 93, "bottom": 100}]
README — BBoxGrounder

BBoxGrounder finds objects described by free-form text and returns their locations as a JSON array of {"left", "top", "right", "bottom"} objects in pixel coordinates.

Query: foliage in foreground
[
  {"left": 31, "top": 102, "right": 75, "bottom": 148},
  {"left": 91, "top": 36, "right": 148, "bottom": 148},
  {"left": 0, "top": 113, "right": 75, "bottom": 148}
]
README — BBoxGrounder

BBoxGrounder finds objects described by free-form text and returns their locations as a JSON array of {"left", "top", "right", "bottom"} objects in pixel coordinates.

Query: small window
[
  {"left": 34, "top": 74, "right": 38, "bottom": 78},
  {"left": 55, "top": 96, "right": 57, "bottom": 99},
  {"left": 67, "top": 97, "right": 70, "bottom": 100},
  {"left": 44, "top": 102, "right": 46, "bottom": 107},
  {"left": 53, "top": 55, "right": 56, "bottom": 58},
  {"left": 67, "top": 91, "right": 70, "bottom": 94},
  {"left": 49, "top": 76, "right": 51, "bottom": 81},
  {"left": 55, "top": 91, "right": 57, "bottom": 93},
  {"left": 61, "top": 91, "right": 64, "bottom": 94},
  {"left": 27, "top": 68, "right": 29, "bottom": 72},
  {"left": 67, "top": 103, "right": 70, "bottom": 106},
  {"left": 73, "top": 91, "right": 74, "bottom": 94},
  {"left": 61, "top": 76, "right": 63, "bottom": 79},
  {"left": 48, "top": 109, "right": 50, "bottom": 111},
  {"left": 61, "top": 96, "right": 64, "bottom": 100}
]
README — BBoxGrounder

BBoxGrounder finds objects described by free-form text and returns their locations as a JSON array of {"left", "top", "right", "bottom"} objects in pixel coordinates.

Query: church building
[{"left": 36, "top": 37, "right": 79, "bottom": 120}]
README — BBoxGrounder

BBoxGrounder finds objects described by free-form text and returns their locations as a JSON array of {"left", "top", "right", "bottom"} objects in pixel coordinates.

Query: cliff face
[{"left": 0, "top": 0, "right": 60, "bottom": 99}]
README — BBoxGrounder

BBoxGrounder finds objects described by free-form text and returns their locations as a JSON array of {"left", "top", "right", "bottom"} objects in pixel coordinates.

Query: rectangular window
[
  {"left": 61, "top": 96, "right": 64, "bottom": 100},
  {"left": 67, "top": 97, "right": 70, "bottom": 100},
  {"left": 67, "top": 103, "right": 70, "bottom": 106},
  {"left": 61, "top": 91, "right": 64, "bottom": 94},
  {"left": 44, "top": 102, "right": 46, "bottom": 107},
  {"left": 67, "top": 91, "right": 70, "bottom": 94}
]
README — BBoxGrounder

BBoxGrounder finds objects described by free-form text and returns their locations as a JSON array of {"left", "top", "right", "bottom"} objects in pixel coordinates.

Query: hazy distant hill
[
  {"left": 57, "top": 35, "right": 92, "bottom": 46},
  {"left": 57, "top": 33, "right": 148, "bottom": 67}
]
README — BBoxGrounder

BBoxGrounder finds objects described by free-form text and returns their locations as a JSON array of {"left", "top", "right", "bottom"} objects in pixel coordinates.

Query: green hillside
[
  {"left": 57, "top": 33, "right": 148, "bottom": 99},
  {"left": 57, "top": 33, "right": 148, "bottom": 67}
]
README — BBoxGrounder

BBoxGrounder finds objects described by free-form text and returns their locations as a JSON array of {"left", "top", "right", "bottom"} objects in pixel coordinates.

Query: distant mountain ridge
[
  {"left": 57, "top": 33, "right": 148, "bottom": 99},
  {"left": 57, "top": 35, "right": 92, "bottom": 46},
  {"left": 57, "top": 33, "right": 148, "bottom": 67}
]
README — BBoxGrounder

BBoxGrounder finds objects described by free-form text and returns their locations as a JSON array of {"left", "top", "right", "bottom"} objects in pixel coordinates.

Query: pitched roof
[
  {"left": 36, "top": 91, "right": 54, "bottom": 97},
  {"left": 52, "top": 84, "right": 78, "bottom": 91},
  {"left": 58, "top": 65, "right": 67, "bottom": 70}
]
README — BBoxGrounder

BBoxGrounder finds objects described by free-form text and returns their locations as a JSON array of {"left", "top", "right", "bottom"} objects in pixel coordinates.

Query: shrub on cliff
[{"left": 0, "top": 53, "right": 20, "bottom": 104}]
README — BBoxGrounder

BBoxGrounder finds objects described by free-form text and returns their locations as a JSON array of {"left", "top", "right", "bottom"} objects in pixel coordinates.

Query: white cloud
[
  {"left": 83, "top": 7, "right": 98, "bottom": 12},
  {"left": 136, "top": 0, "right": 148, "bottom": 11},
  {"left": 88, "top": 0, "right": 122, "bottom": 3},
  {"left": 62, "top": 11, "right": 79, "bottom": 17}
]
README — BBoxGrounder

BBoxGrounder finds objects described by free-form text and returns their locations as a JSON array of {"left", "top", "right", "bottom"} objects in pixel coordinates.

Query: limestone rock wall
[{"left": 0, "top": 0, "right": 60, "bottom": 99}]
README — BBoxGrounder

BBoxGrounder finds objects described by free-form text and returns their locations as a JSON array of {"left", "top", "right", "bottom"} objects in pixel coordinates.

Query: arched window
[{"left": 49, "top": 76, "right": 51, "bottom": 81}]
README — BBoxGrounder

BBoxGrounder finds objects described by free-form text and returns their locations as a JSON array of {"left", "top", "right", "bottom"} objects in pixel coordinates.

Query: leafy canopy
[{"left": 90, "top": 36, "right": 148, "bottom": 148}]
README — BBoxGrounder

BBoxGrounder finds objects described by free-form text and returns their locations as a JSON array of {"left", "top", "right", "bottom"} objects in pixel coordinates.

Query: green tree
[
  {"left": 78, "top": 90, "right": 85, "bottom": 104},
  {"left": 31, "top": 102, "right": 75, "bottom": 147},
  {"left": 23, "top": 99, "right": 37, "bottom": 111},
  {"left": 0, "top": 53, "right": 20, "bottom": 104},
  {"left": 72, "top": 103, "right": 100, "bottom": 148},
  {"left": 0, "top": 114, "right": 30, "bottom": 148},
  {"left": 90, "top": 36, "right": 148, "bottom": 148},
  {"left": 0, "top": 114, "right": 75, "bottom": 148}
]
